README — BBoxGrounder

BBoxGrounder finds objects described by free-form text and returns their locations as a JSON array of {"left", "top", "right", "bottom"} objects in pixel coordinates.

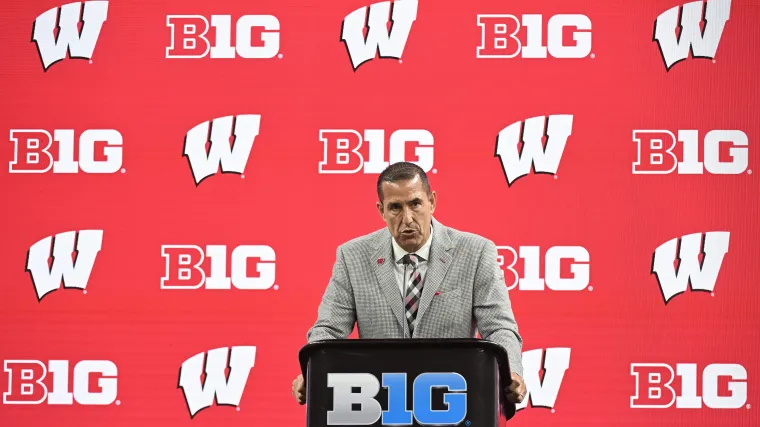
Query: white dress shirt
[{"left": 390, "top": 224, "right": 433, "bottom": 297}]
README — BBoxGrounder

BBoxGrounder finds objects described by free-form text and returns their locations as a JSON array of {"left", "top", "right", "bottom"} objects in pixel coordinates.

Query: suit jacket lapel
[
  {"left": 415, "top": 218, "right": 454, "bottom": 330},
  {"left": 372, "top": 231, "right": 408, "bottom": 335}
]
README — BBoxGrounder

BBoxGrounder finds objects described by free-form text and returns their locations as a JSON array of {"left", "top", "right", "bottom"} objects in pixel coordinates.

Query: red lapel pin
[
  {"left": 435, "top": 291, "right": 441, "bottom": 296},
  {"left": 377, "top": 258, "right": 385, "bottom": 264}
]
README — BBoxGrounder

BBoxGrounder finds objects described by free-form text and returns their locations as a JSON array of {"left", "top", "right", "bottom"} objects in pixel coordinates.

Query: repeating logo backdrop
[{"left": 1, "top": 0, "right": 758, "bottom": 426}]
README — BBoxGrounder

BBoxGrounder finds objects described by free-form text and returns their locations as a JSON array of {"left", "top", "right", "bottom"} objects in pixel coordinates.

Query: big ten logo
[
  {"left": 183, "top": 115, "right": 261, "bottom": 186},
  {"left": 651, "top": 231, "right": 730, "bottom": 304},
  {"left": 318, "top": 129, "right": 434, "bottom": 174},
  {"left": 496, "top": 246, "right": 590, "bottom": 291},
  {"left": 26, "top": 230, "right": 104, "bottom": 302},
  {"left": 519, "top": 348, "right": 571, "bottom": 411},
  {"left": 495, "top": 115, "right": 573, "bottom": 186},
  {"left": 33, "top": 1, "right": 109, "bottom": 71},
  {"left": 341, "top": 0, "right": 418, "bottom": 71},
  {"left": 633, "top": 129, "right": 749, "bottom": 175},
  {"left": 654, "top": 0, "right": 731, "bottom": 70},
  {"left": 166, "top": 14, "right": 280, "bottom": 59},
  {"left": 3, "top": 359, "right": 118, "bottom": 405},
  {"left": 161, "top": 245, "right": 276, "bottom": 290},
  {"left": 477, "top": 13, "right": 592, "bottom": 59},
  {"left": 326, "top": 372, "right": 466, "bottom": 425},
  {"left": 178, "top": 346, "right": 256, "bottom": 418},
  {"left": 9, "top": 129, "right": 123, "bottom": 174},
  {"left": 630, "top": 363, "right": 747, "bottom": 409}
]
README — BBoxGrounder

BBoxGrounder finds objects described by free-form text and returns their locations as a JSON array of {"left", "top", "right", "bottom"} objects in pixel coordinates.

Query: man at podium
[{"left": 292, "top": 162, "right": 526, "bottom": 407}]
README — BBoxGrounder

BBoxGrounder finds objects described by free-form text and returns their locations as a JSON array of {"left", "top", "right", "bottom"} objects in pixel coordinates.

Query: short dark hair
[{"left": 376, "top": 162, "right": 431, "bottom": 202}]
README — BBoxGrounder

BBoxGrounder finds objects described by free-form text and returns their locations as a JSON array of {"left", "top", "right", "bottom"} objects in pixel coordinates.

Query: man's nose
[{"left": 402, "top": 207, "right": 414, "bottom": 224}]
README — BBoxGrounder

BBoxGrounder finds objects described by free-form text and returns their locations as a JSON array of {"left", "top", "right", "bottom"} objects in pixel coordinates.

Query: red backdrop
[{"left": 0, "top": 0, "right": 758, "bottom": 426}]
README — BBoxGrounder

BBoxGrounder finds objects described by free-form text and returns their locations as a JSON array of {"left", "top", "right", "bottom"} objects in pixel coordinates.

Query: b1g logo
[
  {"left": 9, "top": 129, "right": 123, "bottom": 173},
  {"left": 3, "top": 359, "right": 118, "bottom": 405},
  {"left": 327, "top": 372, "right": 466, "bottom": 425},
  {"left": 178, "top": 346, "right": 256, "bottom": 418},
  {"left": 161, "top": 245, "right": 275, "bottom": 290},
  {"left": 495, "top": 115, "right": 573, "bottom": 186},
  {"left": 26, "top": 230, "right": 104, "bottom": 302},
  {"left": 183, "top": 115, "right": 260, "bottom": 186},
  {"left": 477, "top": 14, "right": 592, "bottom": 59},
  {"left": 342, "top": 0, "right": 418, "bottom": 70},
  {"left": 166, "top": 15, "right": 279, "bottom": 58},
  {"left": 518, "top": 348, "right": 571, "bottom": 411},
  {"left": 497, "top": 246, "right": 589, "bottom": 291},
  {"left": 632, "top": 129, "right": 748, "bottom": 174},
  {"left": 631, "top": 363, "right": 747, "bottom": 408},
  {"left": 651, "top": 231, "right": 729, "bottom": 303},
  {"left": 654, "top": 0, "right": 731, "bottom": 71},
  {"left": 319, "top": 129, "right": 434, "bottom": 174},
  {"left": 33, "top": 1, "right": 109, "bottom": 71}
]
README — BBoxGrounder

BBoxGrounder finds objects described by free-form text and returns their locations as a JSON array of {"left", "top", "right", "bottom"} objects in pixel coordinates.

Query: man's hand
[
  {"left": 292, "top": 374, "right": 306, "bottom": 405},
  {"left": 505, "top": 373, "right": 527, "bottom": 404}
]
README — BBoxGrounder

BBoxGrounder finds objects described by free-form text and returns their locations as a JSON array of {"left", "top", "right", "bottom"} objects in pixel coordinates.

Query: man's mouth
[{"left": 401, "top": 229, "right": 417, "bottom": 235}]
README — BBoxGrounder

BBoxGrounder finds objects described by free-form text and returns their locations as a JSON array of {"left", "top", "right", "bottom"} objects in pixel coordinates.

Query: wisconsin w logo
[
  {"left": 178, "top": 346, "right": 257, "bottom": 418},
  {"left": 518, "top": 348, "right": 571, "bottom": 411},
  {"left": 32, "top": 1, "right": 109, "bottom": 71},
  {"left": 26, "top": 230, "right": 104, "bottom": 301},
  {"left": 183, "top": 115, "right": 261, "bottom": 186},
  {"left": 651, "top": 231, "right": 730, "bottom": 303},
  {"left": 653, "top": 0, "right": 731, "bottom": 70},
  {"left": 341, "top": 0, "right": 418, "bottom": 71},
  {"left": 495, "top": 114, "right": 573, "bottom": 186}
]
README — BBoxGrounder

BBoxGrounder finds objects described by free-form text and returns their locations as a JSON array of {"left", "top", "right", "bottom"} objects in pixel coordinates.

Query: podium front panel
[{"left": 304, "top": 343, "right": 501, "bottom": 427}]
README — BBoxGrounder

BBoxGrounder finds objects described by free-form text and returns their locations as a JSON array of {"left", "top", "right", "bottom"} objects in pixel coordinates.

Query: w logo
[
  {"left": 651, "top": 231, "right": 730, "bottom": 303},
  {"left": 178, "top": 346, "right": 257, "bottom": 418},
  {"left": 26, "top": 230, "right": 104, "bottom": 301},
  {"left": 183, "top": 115, "right": 261, "bottom": 186},
  {"left": 341, "top": 0, "right": 418, "bottom": 71},
  {"left": 653, "top": 0, "right": 731, "bottom": 70},
  {"left": 32, "top": 1, "right": 109, "bottom": 71},
  {"left": 495, "top": 114, "right": 573, "bottom": 186}
]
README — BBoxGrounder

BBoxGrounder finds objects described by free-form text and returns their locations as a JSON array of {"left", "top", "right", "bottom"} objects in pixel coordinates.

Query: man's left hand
[{"left": 505, "top": 373, "right": 527, "bottom": 404}]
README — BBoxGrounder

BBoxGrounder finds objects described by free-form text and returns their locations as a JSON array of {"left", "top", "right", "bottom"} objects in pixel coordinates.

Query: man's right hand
[{"left": 292, "top": 374, "right": 306, "bottom": 405}]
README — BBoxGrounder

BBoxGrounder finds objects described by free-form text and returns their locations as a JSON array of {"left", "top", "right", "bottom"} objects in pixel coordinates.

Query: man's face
[{"left": 376, "top": 176, "right": 436, "bottom": 253}]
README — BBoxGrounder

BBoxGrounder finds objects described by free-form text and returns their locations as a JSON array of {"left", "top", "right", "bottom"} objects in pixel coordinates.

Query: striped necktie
[{"left": 402, "top": 253, "right": 424, "bottom": 336}]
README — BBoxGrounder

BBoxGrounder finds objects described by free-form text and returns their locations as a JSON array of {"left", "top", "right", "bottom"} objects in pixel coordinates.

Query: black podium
[{"left": 298, "top": 338, "right": 515, "bottom": 426}]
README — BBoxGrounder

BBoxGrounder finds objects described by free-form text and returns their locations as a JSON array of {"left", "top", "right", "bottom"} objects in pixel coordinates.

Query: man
[{"left": 292, "top": 162, "right": 526, "bottom": 406}]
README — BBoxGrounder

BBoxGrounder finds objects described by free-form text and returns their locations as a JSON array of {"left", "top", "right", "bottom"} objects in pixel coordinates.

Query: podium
[{"left": 298, "top": 338, "right": 516, "bottom": 426}]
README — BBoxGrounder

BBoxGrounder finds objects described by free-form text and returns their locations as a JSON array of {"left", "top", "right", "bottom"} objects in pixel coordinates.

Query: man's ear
[
  {"left": 429, "top": 191, "right": 437, "bottom": 213},
  {"left": 376, "top": 200, "right": 384, "bottom": 217}
]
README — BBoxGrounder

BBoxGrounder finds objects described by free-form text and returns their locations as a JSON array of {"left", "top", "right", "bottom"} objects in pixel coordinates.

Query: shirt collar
[{"left": 392, "top": 223, "right": 433, "bottom": 263}]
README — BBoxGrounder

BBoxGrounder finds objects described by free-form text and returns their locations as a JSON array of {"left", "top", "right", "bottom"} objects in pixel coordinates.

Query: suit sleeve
[
  {"left": 306, "top": 245, "right": 357, "bottom": 343},
  {"left": 473, "top": 239, "right": 524, "bottom": 377}
]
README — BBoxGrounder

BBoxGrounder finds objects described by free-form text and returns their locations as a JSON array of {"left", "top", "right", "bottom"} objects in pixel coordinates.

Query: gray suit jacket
[{"left": 306, "top": 217, "right": 524, "bottom": 377}]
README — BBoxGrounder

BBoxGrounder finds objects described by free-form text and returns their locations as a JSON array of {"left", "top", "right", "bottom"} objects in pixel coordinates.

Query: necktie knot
[{"left": 402, "top": 253, "right": 421, "bottom": 268}]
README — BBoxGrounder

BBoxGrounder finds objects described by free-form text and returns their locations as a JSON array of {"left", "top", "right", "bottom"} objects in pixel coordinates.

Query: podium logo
[
  {"left": 326, "top": 372, "right": 466, "bottom": 425},
  {"left": 3, "top": 359, "right": 118, "bottom": 405},
  {"left": 631, "top": 363, "right": 747, "bottom": 408},
  {"left": 178, "top": 346, "right": 257, "bottom": 418},
  {"left": 651, "top": 231, "right": 730, "bottom": 304}
]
